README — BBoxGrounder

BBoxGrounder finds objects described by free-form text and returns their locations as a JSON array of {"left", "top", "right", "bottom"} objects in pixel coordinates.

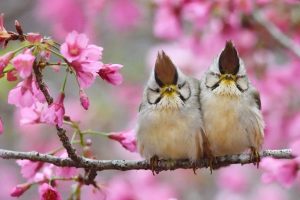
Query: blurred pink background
[{"left": 1, "top": 0, "right": 300, "bottom": 199}]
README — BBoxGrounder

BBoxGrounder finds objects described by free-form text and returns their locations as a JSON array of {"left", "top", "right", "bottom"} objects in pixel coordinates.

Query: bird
[
  {"left": 200, "top": 41, "right": 264, "bottom": 167},
  {"left": 136, "top": 50, "right": 205, "bottom": 174}
]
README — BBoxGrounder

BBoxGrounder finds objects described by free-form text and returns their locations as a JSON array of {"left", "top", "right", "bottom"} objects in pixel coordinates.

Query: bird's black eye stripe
[
  {"left": 178, "top": 81, "right": 186, "bottom": 89},
  {"left": 210, "top": 82, "right": 219, "bottom": 91},
  {"left": 154, "top": 96, "right": 162, "bottom": 104},
  {"left": 236, "top": 84, "right": 244, "bottom": 92},
  {"left": 147, "top": 94, "right": 162, "bottom": 105},
  {"left": 149, "top": 88, "right": 160, "bottom": 93},
  {"left": 178, "top": 93, "right": 186, "bottom": 102}
]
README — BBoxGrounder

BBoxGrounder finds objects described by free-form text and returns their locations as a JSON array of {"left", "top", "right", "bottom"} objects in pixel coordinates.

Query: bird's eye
[
  {"left": 149, "top": 88, "right": 160, "bottom": 93},
  {"left": 178, "top": 82, "right": 186, "bottom": 89}
]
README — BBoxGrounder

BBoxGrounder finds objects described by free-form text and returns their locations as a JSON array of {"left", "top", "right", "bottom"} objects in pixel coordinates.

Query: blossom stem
[
  {"left": 45, "top": 62, "right": 68, "bottom": 66},
  {"left": 48, "top": 140, "right": 81, "bottom": 155},
  {"left": 12, "top": 44, "right": 33, "bottom": 54},
  {"left": 63, "top": 120, "right": 85, "bottom": 146},
  {"left": 61, "top": 70, "right": 69, "bottom": 92},
  {"left": 45, "top": 47, "right": 71, "bottom": 66},
  {"left": 70, "top": 131, "right": 78, "bottom": 144},
  {"left": 81, "top": 130, "right": 109, "bottom": 137},
  {"left": 2, "top": 66, "right": 14, "bottom": 73},
  {"left": 79, "top": 131, "right": 85, "bottom": 147}
]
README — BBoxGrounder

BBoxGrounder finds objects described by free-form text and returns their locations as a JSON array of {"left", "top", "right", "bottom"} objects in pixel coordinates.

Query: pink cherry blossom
[
  {"left": 16, "top": 160, "right": 43, "bottom": 179},
  {"left": 260, "top": 158, "right": 298, "bottom": 188},
  {"left": 19, "top": 102, "right": 46, "bottom": 125},
  {"left": 8, "top": 76, "right": 46, "bottom": 108},
  {"left": 41, "top": 93, "right": 65, "bottom": 127},
  {"left": 79, "top": 89, "right": 89, "bottom": 110},
  {"left": 71, "top": 60, "right": 102, "bottom": 89},
  {"left": 39, "top": 183, "right": 62, "bottom": 200},
  {"left": 26, "top": 32, "right": 42, "bottom": 44},
  {"left": 60, "top": 31, "right": 89, "bottom": 62},
  {"left": 154, "top": 6, "right": 181, "bottom": 40},
  {"left": 82, "top": 44, "right": 103, "bottom": 61},
  {"left": 0, "top": 51, "right": 14, "bottom": 74},
  {"left": 34, "top": 165, "right": 54, "bottom": 183},
  {"left": 98, "top": 64, "right": 123, "bottom": 86},
  {"left": 108, "top": 129, "right": 137, "bottom": 152},
  {"left": 0, "top": 117, "right": 3, "bottom": 134},
  {"left": 61, "top": 31, "right": 103, "bottom": 88},
  {"left": 11, "top": 50, "right": 35, "bottom": 79},
  {"left": 10, "top": 183, "right": 31, "bottom": 197}
]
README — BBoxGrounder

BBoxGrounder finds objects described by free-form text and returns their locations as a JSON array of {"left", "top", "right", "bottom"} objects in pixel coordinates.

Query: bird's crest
[
  {"left": 154, "top": 51, "right": 178, "bottom": 87},
  {"left": 219, "top": 41, "right": 240, "bottom": 75}
]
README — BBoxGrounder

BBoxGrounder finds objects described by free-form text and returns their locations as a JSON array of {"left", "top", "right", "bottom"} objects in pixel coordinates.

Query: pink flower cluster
[
  {"left": 11, "top": 151, "right": 77, "bottom": 198},
  {"left": 60, "top": 31, "right": 123, "bottom": 89},
  {"left": 1, "top": 26, "right": 123, "bottom": 130}
]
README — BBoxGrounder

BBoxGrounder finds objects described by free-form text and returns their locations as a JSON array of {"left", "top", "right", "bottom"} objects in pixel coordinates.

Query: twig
[
  {"left": 32, "top": 60, "right": 84, "bottom": 163},
  {"left": 0, "top": 149, "right": 293, "bottom": 172},
  {"left": 252, "top": 10, "right": 300, "bottom": 58}
]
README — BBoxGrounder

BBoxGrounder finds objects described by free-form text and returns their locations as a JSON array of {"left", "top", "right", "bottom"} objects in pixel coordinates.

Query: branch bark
[
  {"left": 0, "top": 149, "right": 293, "bottom": 172},
  {"left": 252, "top": 10, "right": 300, "bottom": 58},
  {"left": 33, "top": 61, "right": 84, "bottom": 164}
]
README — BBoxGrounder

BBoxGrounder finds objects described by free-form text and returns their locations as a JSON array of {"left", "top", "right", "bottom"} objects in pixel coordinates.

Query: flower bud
[
  {"left": 10, "top": 183, "right": 31, "bottom": 197},
  {"left": 80, "top": 89, "right": 89, "bottom": 110}
]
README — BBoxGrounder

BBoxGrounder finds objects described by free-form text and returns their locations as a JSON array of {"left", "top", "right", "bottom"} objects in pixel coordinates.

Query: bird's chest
[
  {"left": 137, "top": 109, "right": 199, "bottom": 159},
  {"left": 202, "top": 94, "right": 249, "bottom": 155}
]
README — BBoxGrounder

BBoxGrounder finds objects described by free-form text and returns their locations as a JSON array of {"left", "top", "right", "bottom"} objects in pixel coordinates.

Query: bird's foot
[
  {"left": 150, "top": 155, "right": 160, "bottom": 175},
  {"left": 250, "top": 147, "right": 260, "bottom": 168},
  {"left": 206, "top": 154, "right": 217, "bottom": 174},
  {"left": 203, "top": 146, "right": 217, "bottom": 173},
  {"left": 191, "top": 160, "right": 198, "bottom": 174}
]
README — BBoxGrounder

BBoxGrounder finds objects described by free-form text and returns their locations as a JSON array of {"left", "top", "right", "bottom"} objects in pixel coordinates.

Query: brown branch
[
  {"left": 33, "top": 61, "right": 84, "bottom": 163},
  {"left": 0, "top": 149, "right": 293, "bottom": 172},
  {"left": 252, "top": 10, "right": 300, "bottom": 58}
]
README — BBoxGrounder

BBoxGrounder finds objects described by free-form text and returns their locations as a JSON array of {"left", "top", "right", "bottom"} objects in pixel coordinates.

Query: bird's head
[
  {"left": 205, "top": 41, "right": 249, "bottom": 96},
  {"left": 146, "top": 51, "right": 191, "bottom": 109}
]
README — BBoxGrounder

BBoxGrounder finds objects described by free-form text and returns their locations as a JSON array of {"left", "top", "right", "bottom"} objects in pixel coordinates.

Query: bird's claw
[
  {"left": 250, "top": 147, "right": 260, "bottom": 168},
  {"left": 150, "top": 155, "right": 159, "bottom": 175},
  {"left": 191, "top": 160, "right": 198, "bottom": 174},
  {"left": 206, "top": 155, "right": 217, "bottom": 174}
]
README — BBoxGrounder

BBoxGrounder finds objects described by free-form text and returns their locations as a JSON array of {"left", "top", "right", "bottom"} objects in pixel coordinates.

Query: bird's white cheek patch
[
  {"left": 205, "top": 73, "right": 220, "bottom": 88},
  {"left": 236, "top": 77, "right": 249, "bottom": 91}
]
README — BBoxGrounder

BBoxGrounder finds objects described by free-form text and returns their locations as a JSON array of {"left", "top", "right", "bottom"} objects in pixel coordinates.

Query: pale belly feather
[
  {"left": 203, "top": 95, "right": 252, "bottom": 156},
  {"left": 137, "top": 109, "right": 202, "bottom": 160}
]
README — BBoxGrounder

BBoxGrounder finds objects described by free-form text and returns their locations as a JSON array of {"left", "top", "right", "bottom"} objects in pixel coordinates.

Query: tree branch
[
  {"left": 252, "top": 10, "right": 300, "bottom": 58},
  {"left": 0, "top": 149, "right": 293, "bottom": 172},
  {"left": 33, "top": 61, "right": 84, "bottom": 164}
]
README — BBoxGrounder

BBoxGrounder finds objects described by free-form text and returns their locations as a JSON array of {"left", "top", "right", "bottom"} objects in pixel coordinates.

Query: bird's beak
[
  {"left": 219, "top": 74, "right": 237, "bottom": 86},
  {"left": 160, "top": 85, "right": 178, "bottom": 97}
]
